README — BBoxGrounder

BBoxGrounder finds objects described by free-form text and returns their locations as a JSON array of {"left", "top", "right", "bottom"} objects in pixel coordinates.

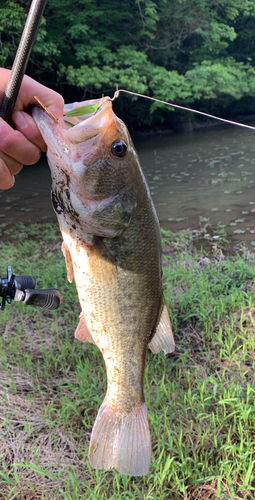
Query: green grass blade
[
  {"left": 65, "top": 104, "right": 97, "bottom": 117},
  {"left": 64, "top": 120, "right": 75, "bottom": 127}
]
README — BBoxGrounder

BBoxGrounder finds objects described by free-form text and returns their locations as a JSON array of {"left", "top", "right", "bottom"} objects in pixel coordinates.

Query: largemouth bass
[{"left": 32, "top": 97, "right": 175, "bottom": 476}]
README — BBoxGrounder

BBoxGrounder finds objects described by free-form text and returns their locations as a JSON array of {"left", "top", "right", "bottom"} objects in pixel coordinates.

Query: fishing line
[{"left": 112, "top": 89, "right": 255, "bottom": 132}]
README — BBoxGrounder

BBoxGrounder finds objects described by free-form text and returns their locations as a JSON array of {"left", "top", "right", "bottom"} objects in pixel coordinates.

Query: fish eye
[{"left": 111, "top": 139, "right": 127, "bottom": 157}]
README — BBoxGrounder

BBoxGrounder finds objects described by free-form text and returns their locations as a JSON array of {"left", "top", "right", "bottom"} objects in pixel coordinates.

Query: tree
[{"left": 1, "top": 0, "right": 255, "bottom": 128}]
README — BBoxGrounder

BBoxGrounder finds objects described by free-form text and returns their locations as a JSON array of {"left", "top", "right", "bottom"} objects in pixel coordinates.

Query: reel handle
[
  {"left": 0, "top": 266, "right": 63, "bottom": 311},
  {"left": 22, "top": 289, "right": 63, "bottom": 310}
]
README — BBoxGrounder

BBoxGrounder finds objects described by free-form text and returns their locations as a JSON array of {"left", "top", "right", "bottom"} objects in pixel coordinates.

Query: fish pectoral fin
[
  {"left": 75, "top": 312, "right": 95, "bottom": 344},
  {"left": 89, "top": 399, "right": 151, "bottom": 476},
  {"left": 148, "top": 299, "right": 175, "bottom": 355},
  {"left": 62, "top": 242, "right": 74, "bottom": 283},
  {"left": 86, "top": 237, "right": 117, "bottom": 285}
]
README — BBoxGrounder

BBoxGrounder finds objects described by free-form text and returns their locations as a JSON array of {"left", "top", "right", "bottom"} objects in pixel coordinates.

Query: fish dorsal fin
[
  {"left": 148, "top": 300, "right": 175, "bottom": 354},
  {"left": 75, "top": 312, "right": 95, "bottom": 344},
  {"left": 62, "top": 242, "right": 74, "bottom": 283}
]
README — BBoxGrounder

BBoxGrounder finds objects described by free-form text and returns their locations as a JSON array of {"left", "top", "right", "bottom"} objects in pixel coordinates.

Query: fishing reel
[{"left": 0, "top": 266, "right": 63, "bottom": 311}]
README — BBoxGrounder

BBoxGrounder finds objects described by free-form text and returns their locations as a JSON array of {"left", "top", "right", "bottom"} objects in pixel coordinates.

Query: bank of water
[{"left": 1, "top": 122, "right": 255, "bottom": 245}]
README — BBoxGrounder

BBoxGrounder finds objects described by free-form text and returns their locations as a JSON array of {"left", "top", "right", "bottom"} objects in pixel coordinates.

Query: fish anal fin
[
  {"left": 148, "top": 301, "right": 175, "bottom": 355},
  {"left": 62, "top": 242, "right": 74, "bottom": 283},
  {"left": 75, "top": 312, "right": 95, "bottom": 344},
  {"left": 89, "top": 399, "right": 151, "bottom": 476}
]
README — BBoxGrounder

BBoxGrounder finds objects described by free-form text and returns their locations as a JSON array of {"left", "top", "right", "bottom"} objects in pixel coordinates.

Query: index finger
[{"left": 0, "top": 68, "right": 64, "bottom": 119}]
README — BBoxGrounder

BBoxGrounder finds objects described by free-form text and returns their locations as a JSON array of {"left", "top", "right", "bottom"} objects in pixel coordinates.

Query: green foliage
[
  {"left": 0, "top": 0, "right": 25, "bottom": 67},
  {"left": 185, "top": 59, "right": 255, "bottom": 100},
  {"left": 2, "top": 0, "right": 255, "bottom": 127},
  {"left": 0, "top": 0, "right": 59, "bottom": 71}
]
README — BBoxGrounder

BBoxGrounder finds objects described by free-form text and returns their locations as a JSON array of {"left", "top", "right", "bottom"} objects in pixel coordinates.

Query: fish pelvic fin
[
  {"left": 89, "top": 399, "right": 151, "bottom": 476},
  {"left": 148, "top": 300, "right": 175, "bottom": 355},
  {"left": 61, "top": 242, "right": 74, "bottom": 283},
  {"left": 75, "top": 312, "right": 95, "bottom": 344}
]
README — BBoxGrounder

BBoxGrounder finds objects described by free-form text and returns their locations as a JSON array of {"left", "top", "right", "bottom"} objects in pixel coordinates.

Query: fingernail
[{"left": 12, "top": 111, "right": 28, "bottom": 130}]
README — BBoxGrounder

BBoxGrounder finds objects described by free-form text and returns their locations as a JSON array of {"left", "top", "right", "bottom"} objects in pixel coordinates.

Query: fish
[{"left": 32, "top": 96, "right": 175, "bottom": 476}]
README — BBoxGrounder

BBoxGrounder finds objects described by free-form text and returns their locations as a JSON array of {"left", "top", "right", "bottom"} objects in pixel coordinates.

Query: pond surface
[{"left": 1, "top": 121, "right": 255, "bottom": 244}]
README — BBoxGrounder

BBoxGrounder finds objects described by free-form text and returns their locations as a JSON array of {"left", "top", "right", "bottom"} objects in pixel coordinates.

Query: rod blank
[{"left": 0, "top": 0, "right": 48, "bottom": 123}]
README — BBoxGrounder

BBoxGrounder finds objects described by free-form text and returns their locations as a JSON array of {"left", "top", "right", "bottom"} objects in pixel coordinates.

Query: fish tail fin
[{"left": 88, "top": 398, "right": 151, "bottom": 476}]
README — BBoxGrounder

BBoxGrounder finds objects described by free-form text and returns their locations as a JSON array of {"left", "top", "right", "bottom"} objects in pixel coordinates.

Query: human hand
[{"left": 0, "top": 68, "right": 64, "bottom": 189}]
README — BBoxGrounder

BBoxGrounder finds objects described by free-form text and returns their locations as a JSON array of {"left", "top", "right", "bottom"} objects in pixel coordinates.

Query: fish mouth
[{"left": 64, "top": 97, "right": 114, "bottom": 144}]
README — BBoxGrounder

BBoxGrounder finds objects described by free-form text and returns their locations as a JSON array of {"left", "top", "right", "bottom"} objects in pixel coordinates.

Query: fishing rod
[
  {"left": 0, "top": 0, "right": 63, "bottom": 311},
  {"left": 0, "top": 0, "right": 48, "bottom": 122}
]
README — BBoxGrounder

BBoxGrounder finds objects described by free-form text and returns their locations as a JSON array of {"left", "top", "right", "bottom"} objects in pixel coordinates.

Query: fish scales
[
  {"left": 32, "top": 97, "right": 175, "bottom": 476},
  {"left": 71, "top": 166, "right": 162, "bottom": 412}
]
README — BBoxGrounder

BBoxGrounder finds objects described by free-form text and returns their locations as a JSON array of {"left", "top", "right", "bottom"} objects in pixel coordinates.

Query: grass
[{"left": 0, "top": 222, "right": 255, "bottom": 498}]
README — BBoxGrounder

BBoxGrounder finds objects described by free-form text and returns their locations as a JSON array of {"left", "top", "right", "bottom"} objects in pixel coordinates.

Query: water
[
  {"left": 1, "top": 123, "right": 255, "bottom": 244},
  {"left": 136, "top": 123, "right": 255, "bottom": 245},
  {"left": 0, "top": 158, "right": 54, "bottom": 231}
]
